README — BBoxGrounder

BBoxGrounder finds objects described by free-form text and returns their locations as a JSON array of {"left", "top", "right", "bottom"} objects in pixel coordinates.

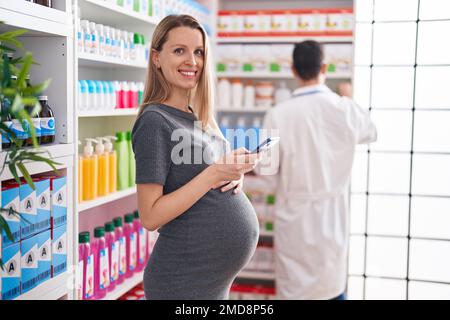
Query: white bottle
[
  {"left": 124, "top": 0, "right": 133, "bottom": 11},
  {"left": 89, "top": 22, "right": 99, "bottom": 55},
  {"left": 140, "top": 0, "right": 148, "bottom": 16},
  {"left": 122, "top": 30, "right": 130, "bottom": 61},
  {"left": 77, "top": 18, "right": 84, "bottom": 53},
  {"left": 244, "top": 80, "right": 255, "bottom": 108},
  {"left": 274, "top": 81, "right": 292, "bottom": 104},
  {"left": 130, "top": 81, "right": 138, "bottom": 108},
  {"left": 96, "top": 24, "right": 105, "bottom": 56},
  {"left": 129, "top": 31, "right": 136, "bottom": 61},
  {"left": 104, "top": 26, "right": 111, "bottom": 57},
  {"left": 217, "top": 78, "right": 231, "bottom": 108},
  {"left": 231, "top": 79, "right": 243, "bottom": 108},
  {"left": 81, "top": 20, "right": 91, "bottom": 54},
  {"left": 110, "top": 28, "right": 117, "bottom": 58}
]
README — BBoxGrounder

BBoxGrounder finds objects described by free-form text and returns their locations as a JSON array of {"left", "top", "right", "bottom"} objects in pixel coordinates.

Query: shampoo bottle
[
  {"left": 95, "top": 137, "right": 109, "bottom": 197},
  {"left": 81, "top": 138, "right": 98, "bottom": 201}
]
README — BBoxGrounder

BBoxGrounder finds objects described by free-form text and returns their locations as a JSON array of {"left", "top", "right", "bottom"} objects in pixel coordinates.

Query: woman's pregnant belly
[{"left": 151, "top": 189, "right": 259, "bottom": 283}]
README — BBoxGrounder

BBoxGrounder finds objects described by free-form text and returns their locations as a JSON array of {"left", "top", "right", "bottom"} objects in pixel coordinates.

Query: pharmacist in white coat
[{"left": 255, "top": 40, "right": 377, "bottom": 300}]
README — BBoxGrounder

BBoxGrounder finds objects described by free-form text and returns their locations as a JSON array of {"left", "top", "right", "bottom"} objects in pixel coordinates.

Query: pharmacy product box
[
  {"left": 37, "top": 230, "right": 51, "bottom": 286},
  {"left": 0, "top": 242, "right": 21, "bottom": 300},
  {"left": 33, "top": 178, "right": 51, "bottom": 234},
  {"left": 21, "top": 233, "right": 39, "bottom": 293},
  {"left": 37, "top": 175, "right": 67, "bottom": 228},
  {"left": 10, "top": 180, "right": 38, "bottom": 239},
  {"left": 1, "top": 183, "right": 20, "bottom": 245},
  {"left": 52, "top": 223, "right": 67, "bottom": 277}
]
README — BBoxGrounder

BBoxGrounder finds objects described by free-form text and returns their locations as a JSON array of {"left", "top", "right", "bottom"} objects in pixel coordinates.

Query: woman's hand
[
  {"left": 212, "top": 174, "right": 244, "bottom": 194},
  {"left": 208, "top": 148, "right": 259, "bottom": 189}
]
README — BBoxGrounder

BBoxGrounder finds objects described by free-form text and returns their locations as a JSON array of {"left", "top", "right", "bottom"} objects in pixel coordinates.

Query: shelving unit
[
  {"left": 0, "top": 0, "right": 75, "bottom": 301},
  {"left": 217, "top": 36, "right": 353, "bottom": 44},
  {"left": 78, "top": 53, "right": 148, "bottom": 69},
  {"left": 217, "top": 107, "right": 271, "bottom": 113},
  {"left": 217, "top": 71, "right": 352, "bottom": 79},
  {"left": 15, "top": 273, "right": 70, "bottom": 300},
  {"left": 101, "top": 271, "right": 144, "bottom": 300},
  {"left": 237, "top": 271, "right": 275, "bottom": 281},
  {"left": 78, "top": 187, "right": 137, "bottom": 212},
  {"left": 78, "top": 108, "right": 138, "bottom": 118}
]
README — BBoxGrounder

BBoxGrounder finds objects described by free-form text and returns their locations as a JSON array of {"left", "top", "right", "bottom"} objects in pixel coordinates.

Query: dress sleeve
[{"left": 132, "top": 111, "right": 173, "bottom": 185}]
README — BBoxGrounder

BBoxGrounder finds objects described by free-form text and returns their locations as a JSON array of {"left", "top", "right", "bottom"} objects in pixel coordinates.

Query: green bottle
[
  {"left": 126, "top": 131, "right": 136, "bottom": 188},
  {"left": 133, "top": 0, "right": 139, "bottom": 12},
  {"left": 117, "top": 0, "right": 124, "bottom": 7},
  {"left": 115, "top": 131, "right": 129, "bottom": 190}
]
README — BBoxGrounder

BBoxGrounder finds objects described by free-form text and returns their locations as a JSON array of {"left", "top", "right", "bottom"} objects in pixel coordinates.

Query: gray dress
[{"left": 132, "top": 103, "right": 259, "bottom": 300}]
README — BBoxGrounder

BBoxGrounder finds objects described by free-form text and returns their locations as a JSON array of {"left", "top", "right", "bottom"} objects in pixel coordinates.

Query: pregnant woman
[{"left": 132, "top": 15, "right": 260, "bottom": 299}]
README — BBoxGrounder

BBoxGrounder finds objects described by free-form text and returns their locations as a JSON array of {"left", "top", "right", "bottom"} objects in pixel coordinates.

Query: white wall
[{"left": 348, "top": 0, "right": 450, "bottom": 300}]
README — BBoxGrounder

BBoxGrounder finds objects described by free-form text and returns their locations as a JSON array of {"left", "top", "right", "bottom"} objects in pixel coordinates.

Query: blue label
[
  {"left": 106, "top": 38, "right": 111, "bottom": 45},
  {"left": 77, "top": 31, "right": 82, "bottom": 40},
  {"left": 2, "top": 121, "right": 12, "bottom": 144},
  {"left": 40, "top": 117, "right": 55, "bottom": 136},
  {"left": 100, "top": 36, "right": 105, "bottom": 44},
  {"left": 91, "top": 35, "right": 96, "bottom": 42},
  {"left": 11, "top": 119, "right": 28, "bottom": 140},
  {"left": 85, "top": 34, "right": 90, "bottom": 41}
]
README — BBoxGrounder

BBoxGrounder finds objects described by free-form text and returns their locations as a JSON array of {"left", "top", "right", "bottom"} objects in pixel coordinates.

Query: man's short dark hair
[{"left": 292, "top": 40, "right": 324, "bottom": 80}]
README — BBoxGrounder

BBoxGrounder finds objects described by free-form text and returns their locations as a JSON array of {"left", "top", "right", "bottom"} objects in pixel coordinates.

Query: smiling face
[{"left": 153, "top": 26, "right": 205, "bottom": 93}]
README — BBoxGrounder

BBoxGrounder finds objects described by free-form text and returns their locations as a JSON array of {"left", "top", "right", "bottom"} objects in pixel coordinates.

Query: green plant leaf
[
  {"left": 17, "top": 162, "right": 34, "bottom": 189},
  {"left": 0, "top": 29, "right": 27, "bottom": 40},
  {"left": 17, "top": 53, "right": 33, "bottom": 88},
  {"left": 8, "top": 162, "right": 20, "bottom": 184},
  {"left": 0, "top": 215, "right": 15, "bottom": 243}
]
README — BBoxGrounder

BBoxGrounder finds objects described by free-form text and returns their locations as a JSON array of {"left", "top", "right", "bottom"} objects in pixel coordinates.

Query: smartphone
[{"left": 250, "top": 137, "right": 280, "bottom": 154}]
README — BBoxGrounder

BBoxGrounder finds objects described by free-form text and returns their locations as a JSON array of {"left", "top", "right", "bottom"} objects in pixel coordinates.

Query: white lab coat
[{"left": 255, "top": 84, "right": 377, "bottom": 300}]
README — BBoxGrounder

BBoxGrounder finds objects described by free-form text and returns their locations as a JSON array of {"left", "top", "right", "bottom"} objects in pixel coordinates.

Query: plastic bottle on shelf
[
  {"left": 126, "top": 131, "right": 135, "bottom": 187},
  {"left": 244, "top": 80, "right": 255, "bottom": 108},
  {"left": 77, "top": 18, "right": 84, "bottom": 53},
  {"left": 81, "top": 20, "right": 91, "bottom": 54},
  {"left": 103, "top": 136, "right": 117, "bottom": 194},
  {"left": 133, "top": 33, "right": 142, "bottom": 63},
  {"left": 95, "top": 81, "right": 104, "bottom": 110},
  {"left": 140, "top": 0, "right": 148, "bottom": 16},
  {"left": 133, "top": 210, "right": 147, "bottom": 272},
  {"left": 219, "top": 116, "right": 230, "bottom": 143},
  {"left": 128, "top": 31, "right": 136, "bottom": 61},
  {"left": 24, "top": 103, "right": 41, "bottom": 147},
  {"left": 141, "top": 35, "right": 149, "bottom": 63},
  {"left": 86, "top": 80, "right": 96, "bottom": 111},
  {"left": 78, "top": 232, "right": 94, "bottom": 300},
  {"left": 110, "top": 28, "right": 117, "bottom": 58},
  {"left": 81, "top": 138, "right": 98, "bottom": 201},
  {"left": 121, "top": 81, "right": 130, "bottom": 109},
  {"left": 114, "top": 81, "right": 122, "bottom": 109},
  {"left": 124, "top": 213, "right": 137, "bottom": 278},
  {"left": 79, "top": 80, "right": 88, "bottom": 111},
  {"left": 231, "top": 79, "right": 243, "bottom": 108},
  {"left": 129, "top": 82, "right": 138, "bottom": 108},
  {"left": 102, "top": 81, "right": 110, "bottom": 110},
  {"left": 38, "top": 95, "right": 55, "bottom": 145},
  {"left": 138, "top": 82, "right": 144, "bottom": 105},
  {"left": 89, "top": 21, "right": 99, "bottom": 55},
  {"left": 104, "top": 221, "right": 118, "bottom": 293},
  {"left": 93, "top": 226, "right": 109, "bottom": 299},
  {"left": 104, "top": 26, "right": 111, "bottom": 57},
  {"left": 96, "top": 24, "right": 105, "bottom": 56},
  {"left": 274, "top": 81, "right": 292, "bottom": 104},
  {"left": 217, "top": 78, "right": 231, "bottom": 108},
  {"left": 122, "top": 30, "right": 130, "bottom": 61},
  {"left": 107, "top": 81, "right": 115, "bottom": 110},
  {"left": 113, "top": 217, "right": 126, "bottom": 285},
  {"left": 95, "top": 136, "right": 109, "bottom": 197},
  {"left": 115, "top": 132, "right": 129, "bottom": 190},
  {"left": 124, "top": 0, "right": 133, "bottom": 11}
]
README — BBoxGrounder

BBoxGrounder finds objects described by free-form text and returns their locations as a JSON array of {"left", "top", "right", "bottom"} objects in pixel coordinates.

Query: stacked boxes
[{"left": 0, "top": 174, "right": 67, "bottom": 300}]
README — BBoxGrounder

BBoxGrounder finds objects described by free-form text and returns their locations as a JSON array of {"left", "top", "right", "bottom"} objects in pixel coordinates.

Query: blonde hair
[{"left": 139, "top": 15, "right": 220, "bottom": 134}]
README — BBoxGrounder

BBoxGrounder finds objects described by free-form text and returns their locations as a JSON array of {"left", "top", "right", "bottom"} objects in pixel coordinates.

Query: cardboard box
[
  {"left": 0, "top": 242, "right": 21, "bottom": 300},
  {"left": 51, "top": 176, "right": 67, "bottom": 228},
  {"left": 1, "top": 184, "right": 21, "bottom": 245},
  {"left": 52, "top": 224, "right": 67, "bottom": 277},
  {"left": 37, "top": 230, "right": 51, "bottom": 286},
  {"left": 33, "top": 178, "right": 51, "bottom": 234},
  {"left": 19, "top": 182, "right": 37, "bottom": 239},
  {"left": 21, "top": 233, "right": 39, "bottom": 293}
]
